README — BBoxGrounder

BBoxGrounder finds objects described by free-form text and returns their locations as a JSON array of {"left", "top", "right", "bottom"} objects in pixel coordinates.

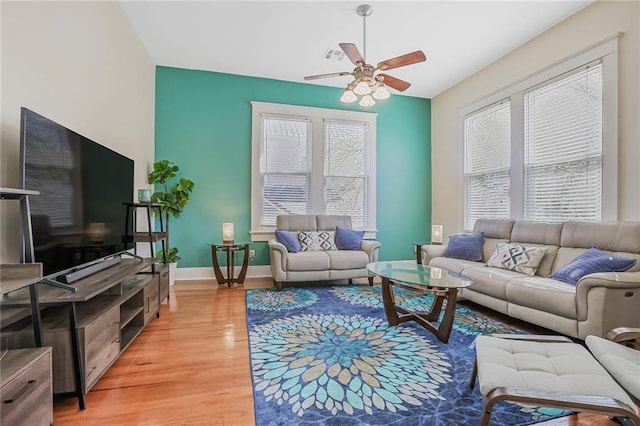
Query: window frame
[
  {"left": 459, "top": 35, "right": 619, "bottom": 230},
  {"left": 250, "top": 101, "right": 377, "bottom": 241}
]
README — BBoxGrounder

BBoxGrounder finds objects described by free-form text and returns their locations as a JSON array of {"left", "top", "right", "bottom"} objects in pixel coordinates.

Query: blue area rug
[{"left": 246, "top": 284, "right": 570, "bottom": 425}]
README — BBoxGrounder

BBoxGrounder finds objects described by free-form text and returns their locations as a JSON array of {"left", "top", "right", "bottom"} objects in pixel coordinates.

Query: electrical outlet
[{"left": 249, "top": 249, "right": 256, "bottom": 260}]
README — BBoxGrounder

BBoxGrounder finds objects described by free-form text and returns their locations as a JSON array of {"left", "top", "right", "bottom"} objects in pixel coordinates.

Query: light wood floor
[{"left": 53, "top": 278, "right": 617, "bottom": 425}]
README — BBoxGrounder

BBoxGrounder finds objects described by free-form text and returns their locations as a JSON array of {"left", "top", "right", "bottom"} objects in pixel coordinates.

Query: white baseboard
[
  {"left": 174, "top": 260, "right": 417, "bottom": 282},
  {"left": 175, "top": 265, "right": 273, "bottom": 281}
]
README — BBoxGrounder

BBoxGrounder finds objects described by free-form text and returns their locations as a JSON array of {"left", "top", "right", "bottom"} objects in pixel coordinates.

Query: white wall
[
  {"left": 431, "top": 0, "right": 640, "bottom": 236},
  {"left": 0, "top": 1, "right": 156, "bottom": 262}
]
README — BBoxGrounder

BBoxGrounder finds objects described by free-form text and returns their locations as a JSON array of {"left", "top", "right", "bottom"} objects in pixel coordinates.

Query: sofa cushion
[
  {"left": 335, "top": 226, "right": 364, "bottom": 250},
  {"left": 510, "top": 221, "right": 563, "bottom": 246},
  {"left": 445, "top": 232, "right": 484, "bottom": 261},
  {"left": 298, "top": 231, "right": 337, "bottom": 251},
  {"left": 474, "top": 336, "right": 637, "bottom": 413},
  {"left": 277, "top": 215, "right": 317, "bottom": 231},
  {"left": 551, "top": 247, "right": 637, "bottom": 285},
  {"left": 429, "top": 257, "right": 479, "bottom": 274},
  {"left": 486, "top": 243, "right": 548, "bottom": 276},
  {"left": 506, "top": 276, "right": 578, "bottom": 319},
  {"left": 473, "top": 219, "right": 515, "bottom": 240},
  {"left": 317, "top": 215, "right": 352, "bottom": 231},
  {"left": 586, "top": 335, "right": 640, "bottom": 400},
  {"left": 561, "top": 221, "right": 640, "bottom": 253},
  {"left": 326, "top": 250, "right": 369, "bottom": 270},
  {"left": 461, "top": 265, "right": 525, "bottom": 300},
  {"left": 286, "top": 251, "right": 330, "bottom": 271},
  {"left": 275, "top": 230, "right": 300, "bottom": 253}
]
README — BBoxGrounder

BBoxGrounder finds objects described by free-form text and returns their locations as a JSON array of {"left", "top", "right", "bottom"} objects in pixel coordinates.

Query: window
[
  {"left": 463, "top": 101, "right": 511, "bottom": 230},
  {"left": 462, "top": 36, "right": 618, "bottom": 228},
  {"left": 251, "top": 102, "right": 376, "bottom": 240},
  {"left": 324, "top": 120, "right": 369, "bottom": 228},
  {"left": 524, "top": 63, "right": 602, "bottom": 222}
]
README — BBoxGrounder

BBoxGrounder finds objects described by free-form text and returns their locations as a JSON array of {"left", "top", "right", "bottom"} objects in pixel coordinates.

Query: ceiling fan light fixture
[
  {"left": 373, "top": 84, "right": 390, "bottom": 100},
  {"left": 304, "top": 4, "right": 426, "bottom": 107},
  {"left": 354, "top": 80, "right": 372, "bottom": 95},
  {"left": 340, "top": 88, "right": 358, "bottom": 103},
  {"left": 359, "top": 94, "right": 376, "bottom": 107}
]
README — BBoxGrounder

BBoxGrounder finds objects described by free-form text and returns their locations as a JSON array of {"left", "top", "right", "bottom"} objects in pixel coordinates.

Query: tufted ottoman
[{"left": 470, "top": 334, "right": 640, "bottom": 425}]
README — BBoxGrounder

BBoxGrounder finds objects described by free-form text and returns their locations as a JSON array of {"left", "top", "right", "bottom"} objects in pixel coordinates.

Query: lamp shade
[
  {"left": 431, "top": 224, "right": 443, "bottom": 244},
  {"left": 359, "top": 94, "right": 376, "bottom": 107},
  {"left": 354, "top": 80, "right": 372, "bottom": 95},
  {"left": 373, "top": 84, "right": 390, "bottom": 100},
  {"left": 340, "top": 89, "right": 358, "bottom": 103},
  {"left": 222, "top": 223, "right": 235, "bottom": 243}
]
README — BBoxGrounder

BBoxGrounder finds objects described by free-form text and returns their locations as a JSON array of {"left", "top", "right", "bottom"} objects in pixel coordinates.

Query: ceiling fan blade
[
  {"left": 377, "top": 51, "right": 426, "bottom": 71},
  {"left": 377, "top": 74, "right": 411, "bottom": 92},
  {"left": 304, "top": 71, "right": 352, "bottom": 80},
  {"left": 339, "top": 43, "right": 365, "bottom": 65}
]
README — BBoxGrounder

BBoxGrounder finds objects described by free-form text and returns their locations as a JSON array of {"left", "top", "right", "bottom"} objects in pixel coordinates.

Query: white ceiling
[{"left": 120, "top": 1, "right": 593, "bottom": 99}]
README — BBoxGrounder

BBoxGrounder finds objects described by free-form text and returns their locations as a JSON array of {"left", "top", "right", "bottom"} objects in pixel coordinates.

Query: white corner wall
[
  {"left": 0, "top": 1, "right": 155, "bottom": 262},
  {"left": 432, "top": 0, "right": 640, "bottom": 235}
]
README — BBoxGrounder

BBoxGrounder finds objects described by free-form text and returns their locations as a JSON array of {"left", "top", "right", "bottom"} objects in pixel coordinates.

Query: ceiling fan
[{"left": 304, "top": 4, "right": 426, "bottom": 107}]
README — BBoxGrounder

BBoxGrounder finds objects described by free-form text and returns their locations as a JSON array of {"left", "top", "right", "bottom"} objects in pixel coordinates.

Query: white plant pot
[{"left": 169, "top": 262, "right": 177, "bottom": 286}]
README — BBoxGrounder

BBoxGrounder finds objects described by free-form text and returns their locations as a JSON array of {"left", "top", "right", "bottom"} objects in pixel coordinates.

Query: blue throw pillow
[
  {"left": 335, "top": 226, "right": 365, "bottom": 250},
  {"left": 444, "top": 232, "right": 484, "bottom": 261},
  {"left": 551, "top": 247, "right": 637, "bottom": 285},
  {"left": 275, "top": 230, "right": 301, "bottom": 253}
]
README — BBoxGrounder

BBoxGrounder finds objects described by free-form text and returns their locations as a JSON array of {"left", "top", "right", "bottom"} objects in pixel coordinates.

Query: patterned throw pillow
[
  {"left": 551, "top": 247, "right": 637, "bottom": 285},
  {"left": 275, "top": 230, "right": 301, "bottom": 253},
  {"left": 486, "top": 243, "right": 548, "bottom": 276},
  {"left": 298, "top": 231, "right": 337, "bottom": 251},
  {"left": 335, "top": 226, "right": 365, "bottom": 250},
  {"left": 444, "top": 232, "right": 484, "bottom": 261}
]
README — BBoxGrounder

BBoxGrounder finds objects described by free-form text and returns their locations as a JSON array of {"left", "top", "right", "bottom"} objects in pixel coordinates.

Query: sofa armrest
[
  {"left": 575, "top": 271, "right": 640, "bottom": 333},
  {"left": 268, "top": 239, "right": 288, "bottom": 281},
  {"left": 361, "top": 240, "right": 381, "bottom": 262},
  {"left": 421, "top": 244, "right": 447, "bottom": 265}
]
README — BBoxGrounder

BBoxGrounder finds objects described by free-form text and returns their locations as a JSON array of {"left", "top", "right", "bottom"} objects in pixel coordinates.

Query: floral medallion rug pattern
[{"left": 246, "top": 285, "right": 570, "bottom": 426}]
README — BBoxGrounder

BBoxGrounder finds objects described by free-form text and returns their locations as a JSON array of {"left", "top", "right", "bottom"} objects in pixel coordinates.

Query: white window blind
[
  {"left": 463, "top": 101, "right": 511, "bottom": 230},
  {"left": 324, "top": 120, "right": 368, "bottom": 228},
  {"left": 259, "top": 116, "right": 311, "bottom": 227},
  {"left": 524, "top": 62, "right": 603, "bottom": 222}
]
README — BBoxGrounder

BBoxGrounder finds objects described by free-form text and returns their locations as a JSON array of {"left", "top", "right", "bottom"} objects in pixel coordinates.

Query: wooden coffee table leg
[
  {"left": 426, "top": 294, "right": 445, "bottom": 322},
  {"left": 436, "top": 289, "right": 459, "bottom": 343},
  {"left": 381, "top": 277, "right": 399, "bottom": 326}
]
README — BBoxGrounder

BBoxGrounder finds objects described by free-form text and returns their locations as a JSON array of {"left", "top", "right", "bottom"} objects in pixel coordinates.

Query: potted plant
[{"left": 147, "top": 160, "right": 195, "bottom": 284}]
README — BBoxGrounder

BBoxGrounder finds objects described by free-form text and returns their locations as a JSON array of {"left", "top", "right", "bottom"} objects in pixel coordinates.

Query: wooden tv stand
[{"left": 1, "top": 256, "right": 162, "bottom": 411}]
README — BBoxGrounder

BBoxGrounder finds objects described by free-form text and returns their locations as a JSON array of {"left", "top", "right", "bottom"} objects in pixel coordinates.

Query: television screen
[{"left": 20, "top": 107, "right": 134, "bottom": 277}]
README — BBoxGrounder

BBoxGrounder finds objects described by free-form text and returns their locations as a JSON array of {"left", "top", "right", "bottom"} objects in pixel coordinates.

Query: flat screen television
[{"left": 20, "top": 107, "right": 134, "bottom": 277}]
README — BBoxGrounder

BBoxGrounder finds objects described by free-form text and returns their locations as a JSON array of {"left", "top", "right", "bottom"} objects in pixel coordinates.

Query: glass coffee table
[{"left": 366, "top": 260, "right": 472, "bottom": 343}]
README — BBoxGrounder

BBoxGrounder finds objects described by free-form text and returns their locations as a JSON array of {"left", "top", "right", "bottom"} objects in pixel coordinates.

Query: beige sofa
[
  {"left": 268, "top": 215, "right": 381, "bottom": 290},
  {"left": 422, "top": 219, "right": 640, "bottom": 339}
]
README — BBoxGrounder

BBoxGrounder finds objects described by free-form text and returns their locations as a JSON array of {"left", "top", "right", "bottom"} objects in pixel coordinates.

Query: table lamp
[
  {"left": 222, "top": 223, "right": 235, "bottom": 244},
  {"left": 431, "top": 224, "right": 443, "bottom": 245}
]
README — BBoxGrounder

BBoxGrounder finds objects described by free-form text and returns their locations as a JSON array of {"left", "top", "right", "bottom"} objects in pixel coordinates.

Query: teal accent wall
[{"left": 155, "top": 66, "right": 431, "bottom": 267}]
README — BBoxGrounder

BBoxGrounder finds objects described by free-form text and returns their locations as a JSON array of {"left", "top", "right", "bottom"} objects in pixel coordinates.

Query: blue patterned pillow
[
  {"left": 275, "top": 230, "right": 300, "bottom": 253},
  {"left": 444, "top": 232, "right": 484, "bottom": 261},
  {"left": 335, "top": 226, "right": 365, "bottom": 250},
  {"left": 551, "top": 247, "right": 637, "bottom": 285}
]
